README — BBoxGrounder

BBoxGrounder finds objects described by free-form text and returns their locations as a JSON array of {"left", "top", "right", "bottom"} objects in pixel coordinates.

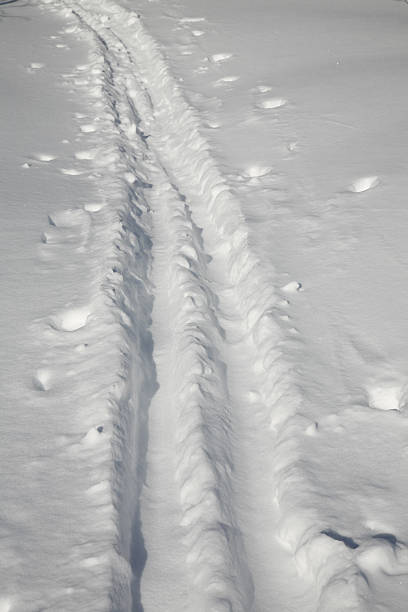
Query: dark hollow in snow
[{"left": 321, "top": 529, "right": 359, "bottom": 549}]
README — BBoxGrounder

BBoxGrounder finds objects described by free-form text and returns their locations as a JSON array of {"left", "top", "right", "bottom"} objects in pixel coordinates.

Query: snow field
[
  {"left": 0, "top": 7, "right": 135, "bottom": 609},
  {"left": 3, "top": 0, "right": 408, "bottom": 609},
  {"left": 138, "top": 1, "right": 408, "bottom": 609},
  {"left": 42, "top": 0, "right": 404, "bottom": 609}
]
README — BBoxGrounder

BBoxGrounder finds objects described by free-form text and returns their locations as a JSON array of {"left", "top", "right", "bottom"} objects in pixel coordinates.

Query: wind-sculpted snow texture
[{"left": 1, "top": 0, "right": 408, "bottom": 610}]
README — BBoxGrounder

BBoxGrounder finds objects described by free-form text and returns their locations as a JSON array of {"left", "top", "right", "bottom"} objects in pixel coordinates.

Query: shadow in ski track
[{"left": 0, "top": 2, "right": 31, "bottom": 22}]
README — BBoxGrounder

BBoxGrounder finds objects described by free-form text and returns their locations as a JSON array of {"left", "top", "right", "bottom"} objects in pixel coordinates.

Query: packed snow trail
[{"left": 39, "top": 0, "right": 318, "bottom": 610}]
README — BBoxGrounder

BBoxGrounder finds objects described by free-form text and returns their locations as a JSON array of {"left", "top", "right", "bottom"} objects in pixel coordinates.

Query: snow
[{"left": 1, "top": 0, "right": 408, "bottom": 610}]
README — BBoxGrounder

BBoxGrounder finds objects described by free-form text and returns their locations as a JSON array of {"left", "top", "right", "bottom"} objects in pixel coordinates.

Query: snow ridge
[{"left": 149, "top": 177, "right": 253, "bottom": 611}]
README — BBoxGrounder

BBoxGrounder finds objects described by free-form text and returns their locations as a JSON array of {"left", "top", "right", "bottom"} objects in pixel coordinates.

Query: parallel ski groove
[
  {"left": 63, "top": 3, "right": 252, "bottom": 610},
  {"left": 44, "top": 0, "right": 364, "bottom": 609}
]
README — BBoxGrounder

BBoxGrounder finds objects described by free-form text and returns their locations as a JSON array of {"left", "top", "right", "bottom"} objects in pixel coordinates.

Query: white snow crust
[{"left": 1, "top": 0, "right": 408, "bottom": 610}]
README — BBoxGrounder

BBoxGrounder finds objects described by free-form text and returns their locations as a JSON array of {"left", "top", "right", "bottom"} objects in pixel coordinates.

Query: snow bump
[
  {"left": 281, "top": 281, "right": 303, "bottom": 293},
  {"left": 51, "top": 306, "right": 91, "bottom": 332},
  {"left": 257, "top": 97, "right": 287, "bottom": 110},
  {"left": 210, "top": 53, "right": 233, "bottom": 64},
  {"left": 349, "top": 175, "right": 380, "bottom": 193},
  {"left": 33, "top": 368, "right": 53, "bottom": 392},
  {"left": 367, "top": 383, "right": 404, "bottom": 412}
]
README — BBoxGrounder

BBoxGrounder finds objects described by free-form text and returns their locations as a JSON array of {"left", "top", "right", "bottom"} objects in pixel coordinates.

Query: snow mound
[{"left": 349, "top": 176, "right": 380, "bottom": 193}]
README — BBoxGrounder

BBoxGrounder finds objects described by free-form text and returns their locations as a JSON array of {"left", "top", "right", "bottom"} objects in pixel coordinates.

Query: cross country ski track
[{"left": 37, "top": 1, "right": 381, "bottom": 610}]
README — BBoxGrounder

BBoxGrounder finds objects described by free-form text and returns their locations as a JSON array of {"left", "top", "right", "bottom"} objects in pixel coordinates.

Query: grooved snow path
[{"left": 40, "top": 0, "right": 316, "bottom": 610}]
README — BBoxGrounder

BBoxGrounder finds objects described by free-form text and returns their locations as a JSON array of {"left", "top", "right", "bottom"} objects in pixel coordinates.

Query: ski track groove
[{"left": 41, "top": 0, "right": 374, "bottom": 610}]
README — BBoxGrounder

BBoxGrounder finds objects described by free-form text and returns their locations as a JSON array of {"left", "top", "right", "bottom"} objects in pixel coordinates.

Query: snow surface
[{"left": 1, "top": 0, "right": 408, "bottom": 611}]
